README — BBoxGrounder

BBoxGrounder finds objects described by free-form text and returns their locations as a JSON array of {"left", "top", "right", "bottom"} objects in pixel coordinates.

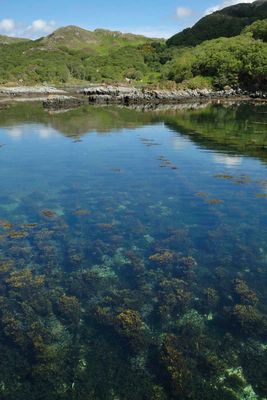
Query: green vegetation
[
  {"left": 0, "top": 1, "right": 266, "bottom": 90},
  {"left": 243, "top": 18, "right": 267, "bottom": 42},
  {"left": 0, "top": 30, "right": 169, "bottom": 85},
  {"left": 39, "top": 26, "right": 156, "bottom": 54},
  {"left": 0, "top": 35, "right": 30, "bottom": 45},
  {"left": 167, "top": 0, "right": 267, "bottom": 46},
  {"left": 163, "top": 34, "right": 267, "bottom": 89}
]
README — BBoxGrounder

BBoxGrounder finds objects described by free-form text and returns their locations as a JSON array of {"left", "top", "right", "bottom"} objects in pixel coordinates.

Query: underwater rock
[
  {"left": 144, "top": 234, "right": 155, "bottom": 244},
  {"left": 177, "top": 309, "right": 205, "bottom": 337},
  {"left": 97, "top": 223, "right": 114, "bottom": 229},
  {"left": 22, "top": 223, "right": 38, "bottom": 229},
  {"left": 204, "top": 288, "right": 219, "bottom": 309},
  {"left": 41, "top": 209, "right": 57, "bottom": 218},
  {"left": 158, "top": 278, "right": 191, "bottom": 319},
  {"left": 231, "top": 304, "right": 267, "bottom": 337},
  {"left": 115, "top": 309, "right": 149, "bottom": 350},
  {"left": 234, "top": 279, "right": 258, "bottom": 306},
  {"left": 176, "top": 256, "right": 198, "bottom": 279},
  {"left": 220, "top": 367, "right": 259, "bottom": 400},
  {"left": 0, "top": 220, "right": 13, "bottom": 229},
  {"left": 160, "top": 334, "right": 192, "bottom": 398},
  {"left": 57, "top": 295, "right": 82, "bottom": 326},
  {"left": 149, "top": 251, "right": 176, "bottom": 265},
  {"left": 241, "top": 342, "right": 267, "bottom": 397},
  {"left": 6, "top": 269, "right": 45, "bottom": 289},
  {"left": 7, "top": 230, "right": 29, "bottom": 239},
  {"left": 73, "top": 208, "right": 90, "bottom": 217},
  {"left": 43, "top": 96, "right": 85, "bottom": 111},
  {"left": 207, "top": 198, "right": 224, "bottom": 204}
]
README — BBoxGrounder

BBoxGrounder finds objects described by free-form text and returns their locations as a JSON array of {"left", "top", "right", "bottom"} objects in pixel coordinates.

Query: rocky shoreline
[
  {"left": 0, "top": 85, "right": 266, "bottom": 110},
  {"left": 81, "top": 85, "right": 267, "bottom": 104},
  {"left": 0, "top": 86, "right": 66, "bottom": 96}
]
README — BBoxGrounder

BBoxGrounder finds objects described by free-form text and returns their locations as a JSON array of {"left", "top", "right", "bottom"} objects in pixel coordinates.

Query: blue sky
[{"left": 0, "top": 0, "right": 255, "bottom": 39}]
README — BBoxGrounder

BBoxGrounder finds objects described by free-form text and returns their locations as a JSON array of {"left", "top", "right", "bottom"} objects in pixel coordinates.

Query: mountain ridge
[
  {"left": 0, "top": 1, "right": 266, "bottom": 49},
  {"left": 32, "top": 26, "right": 160, "bottom": 53},
  {"left": 0, "top": 35, "right": 31, "bottom": 45},
  {"left": 167, "top": 0, "right": 267, "bottom": 46}
]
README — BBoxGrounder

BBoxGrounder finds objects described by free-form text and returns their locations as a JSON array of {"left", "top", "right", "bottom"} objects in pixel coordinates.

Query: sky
[{"left": 0, "top": 0, "right": 256, "bottom": 39}]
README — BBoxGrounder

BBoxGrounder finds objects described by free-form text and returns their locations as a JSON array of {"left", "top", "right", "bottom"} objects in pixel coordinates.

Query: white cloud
[
  {"left": 121, "top": 27, "right": 178, "bottom": 39},
  {"left": 206, "top": 0, "right": 254, "bottom": 14},
  {"left": 176, "top": 7, "right": 194, "bottom": 19},
  {"left": 0, "top": 18, "right": 57, "bottom": 38},
  {"left": 0, "top": 18, "right": 16, "bottom": 33},
  {"left": 26, "top": 19, "right": 56, "bottom": 35}
]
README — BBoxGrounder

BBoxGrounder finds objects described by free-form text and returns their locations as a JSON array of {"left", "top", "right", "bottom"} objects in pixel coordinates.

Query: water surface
[{"left": 0, "top": 101, "right": 267, "bottom": 400}]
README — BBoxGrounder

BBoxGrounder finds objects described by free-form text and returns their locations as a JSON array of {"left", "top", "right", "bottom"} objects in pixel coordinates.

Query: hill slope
[
  {"left": 167, "top": 0, "right": 267, "bottom": 47},
  {"left": 0, "top": 9, "right": 266, "bottom": 90},
  {"left": 0, "top": 35, "right": 31, "bottom": 45},
  {"left": 37, "top": 26, "right": 158, "bottom": 54},
  {"left": 0, "top": 26, "right": 164, "bottom": 85}
]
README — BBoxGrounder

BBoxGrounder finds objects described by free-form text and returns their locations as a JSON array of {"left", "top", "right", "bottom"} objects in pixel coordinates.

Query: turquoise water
[{"left": 0, "top": 102, "right": 267, "bottom": 399}]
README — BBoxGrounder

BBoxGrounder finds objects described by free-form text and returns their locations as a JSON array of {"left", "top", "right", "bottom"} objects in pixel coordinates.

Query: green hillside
[
  {"left": 167, "top": 0, "right": 267, "bottom": 47},
  {"left": 0, "top": 2, "right": 266, "bottom": 90},
  {"left": 0, "top": 35, "right": 31, "bottom": 45},
  {"left": 37, "top": 26, "right": 157, "bottom": 54},
  {"left": 243, "top": 18, "right": 267, "bottom": 41},
  {"left": 0, "top": 26, "right": 165, "bottom": 85},
  {"left": 162, "top": 28, "right": 267, "bottom": 90},
  {"left": 0, "top": 39, "right": 168, "bottom": 85}
]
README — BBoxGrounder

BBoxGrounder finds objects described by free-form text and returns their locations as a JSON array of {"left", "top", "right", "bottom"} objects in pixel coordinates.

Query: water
[{"left": 0, "top": 101, "right": 266, "bottom": 399}]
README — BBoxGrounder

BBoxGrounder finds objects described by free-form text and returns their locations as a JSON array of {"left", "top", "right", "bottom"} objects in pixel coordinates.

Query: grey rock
[
  {"left": 81, "top": 85, "right": 266, "bottom": 104},
  {"left": 43, "top": 96, "right": 85, "bottom": 110}
]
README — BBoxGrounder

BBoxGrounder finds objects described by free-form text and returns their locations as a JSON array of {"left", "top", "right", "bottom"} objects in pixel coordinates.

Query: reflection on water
[
  {"left": 0, "top": 101, "right": 267, "bottom": 400},
  {"left": 213, "top": 154, "right": 243, "bottom": 167}
]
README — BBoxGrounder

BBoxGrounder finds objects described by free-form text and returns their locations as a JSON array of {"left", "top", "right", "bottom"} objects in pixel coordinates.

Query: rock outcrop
[
  {"left": 81, "top": 86, "right": 266, "bottom": 104},
  {"left": 0, "top": 86, "right": 66, "bottom": 96}
]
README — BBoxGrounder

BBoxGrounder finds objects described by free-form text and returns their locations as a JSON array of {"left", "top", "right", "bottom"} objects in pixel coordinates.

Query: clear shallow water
[{"left": 0, "top": 102, "right": 267, "bottom": 399}]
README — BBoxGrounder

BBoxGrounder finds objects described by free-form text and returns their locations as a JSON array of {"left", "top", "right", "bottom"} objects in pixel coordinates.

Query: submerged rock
[{"left": 43, "top": 95, "right": 85, "bottom": 111}]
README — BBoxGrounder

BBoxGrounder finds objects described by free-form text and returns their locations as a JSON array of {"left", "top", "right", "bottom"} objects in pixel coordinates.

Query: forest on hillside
[{"left": 0, "top": 13, "right": 266, "bottom": 90}]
